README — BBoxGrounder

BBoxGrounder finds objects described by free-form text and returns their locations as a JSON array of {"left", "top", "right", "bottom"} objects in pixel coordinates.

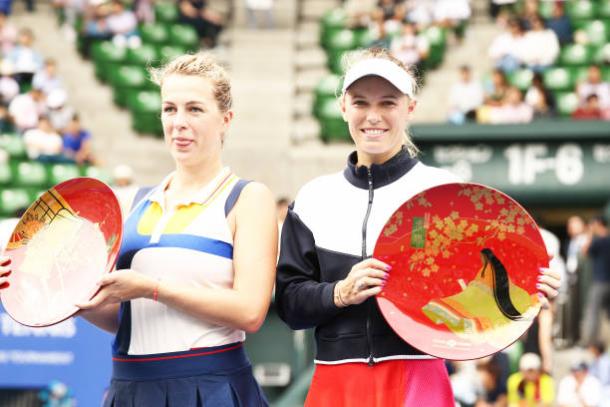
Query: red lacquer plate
[
  {"left": 1, "top": 177, "right": 122, "bottom": 327},
  {"left": 374, "top": 183, "right": 548, "bottom": 360}
]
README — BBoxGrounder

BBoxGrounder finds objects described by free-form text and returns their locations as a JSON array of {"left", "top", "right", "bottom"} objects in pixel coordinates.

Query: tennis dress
[{"left": 103, "top": 167, "right": 268, "bottom": 407}]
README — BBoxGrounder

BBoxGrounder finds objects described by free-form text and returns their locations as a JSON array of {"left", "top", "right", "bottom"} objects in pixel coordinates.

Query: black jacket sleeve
[{"left": 275, "top": 206, "right": 343, "bottom": 330}]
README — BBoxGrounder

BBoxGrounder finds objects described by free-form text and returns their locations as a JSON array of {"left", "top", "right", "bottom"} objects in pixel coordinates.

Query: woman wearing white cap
[{"left": 275, "top": 48, "right": 561, "bottom": 406}]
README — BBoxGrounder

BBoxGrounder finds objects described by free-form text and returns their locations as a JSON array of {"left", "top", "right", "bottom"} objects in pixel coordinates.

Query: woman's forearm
[{"left": 78, "top": 303, "right": 120, "bottom": 333}]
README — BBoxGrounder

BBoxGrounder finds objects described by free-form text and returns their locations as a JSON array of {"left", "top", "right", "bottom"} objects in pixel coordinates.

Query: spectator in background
[
  {"left": 106, "top": 0, "right": 140, "bottom": 49},
  {"left": 390, "top": 22, "right": 429, "bottom": 71},
  {"left": 572, "top": 94, "right": 606, "bottom": 121},
  {"left": 133, "top": 0, "right": 154, "bottom": 24},
  {"left": 343, "top": 0, "right": 376, "bottom": 29},
  {"left": 244, "top": 0, "right": 274, "bottom": 29},
  {"left": 488, "top": 17, "right": 526, "bottom": 73},
  {"left": 23, "top": 115, "right": 63, "bottom": 161},
  {"left": 507, "top": 353, "right": 555, "bottom": 407},
  {"left": 489, "top": 86, "right": 533, "bottom": 124},
  {"left": 564, "top": 216, "right": 588, "bottom": 346},
  {"left": 580, "top": 215, "right": 610, "bottom": 346},
  {"left": 525, "top": 72, "right": 556, "bottom": 118},
  {"left": 0, "top": 60, "right": 20, "bottom": 105},
  {"left": 546, "top": 2, "right": 572, "bottom": 46},
  {"left": 557, "top": 362, "right": 602, "bottom": 407},
  {"left": 475, "top": 353, "right": 509, "bottom": 407},
  {"left": 0, "top": 11, "right": 17, "bottom": 54},
  {"left": 519, "top": 0, "right": 539, "bottom": 30},
  {"left": 588, "top": 342, "right": 610, "bottom": 394},
  {"left": 6, "top": 27, "right": 43, "bottom": 85},
  {"left": 405, "top": 0, "right": 434, "bottom": 30},
  {"left": 432, "top": 0, "right": 471, "bottom": 42},
  {"left": 112, "top": 163, "right": 138, "bottom": 216},
  {"left": 484, "top": 68, "right": 510, "bottom": 107},
  {"left": 8, "top": 87, "right": 46, "bottom": 132},
  {"left": 62, "top": 113, "right": 95, "bottom": 164},
  {"left": 178, "top": 0, "right": 224, "bottom": 48},
  {"left": 0, "top": 104, "right": 13, "bottom": 132},
  {"left": 448, "top": 65, "right": 484, "bottom": 124},
  {"left": 32, "top": 58, "right": 63, "bottom": 95},
  {"left": 39, "top": 380, "right": 75, "bottom": 407},
  {"left": 521, "top": 14, "right": 559, "bottom": 72},
  {"left": 47, "top": 88, "right": 75, "bottom": 132},
  {"left": 577, "top": 66, "right": 610, "bottom": 111}
]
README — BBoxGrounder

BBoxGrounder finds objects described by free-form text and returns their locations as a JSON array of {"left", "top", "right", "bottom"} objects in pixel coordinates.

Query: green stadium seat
[
  {"left": 140, "top": 23, "right": 170, "bottom": 45},
  {"left": 559, "top": 44, "right": 594, "bottom": 66},
  {"left": 0, "top": 134, "right": 26, "bottom": 159},
  {"left": 82, "top": 166, "right": 113, "bottom": 185},
  {"left": 0, "top": 161, "right": 11, "bottom": 185},
  {"left": 326, "top": 29, "right": 357, "bottom": 74},
  {"left": 508, "top": 69, "right": 534, "bottom": 91},
  {"left": 581, "top": 20, "right": 609, "bottom": 46},
  {"left": 593, "top": 43, "right": 610, "bottom": 64},
  {"left": 599, "top": 1, "right": 610, "bottom": 19},
  {"left": 126, "top": 44, "right": 159, "bottom": 66},
  {"left": 109, "top": 65, "right": 150, "bottom": 107},
  {"left": 157, "top": 44, "right": 188, "bottom": 64},
  {"left": 555, "top": 92, "right": 580, "bottom": 117},
  {"left": 567, "top": 0, "right": 597, "bottom": 21},
  {"left": 168, "top": 24, "right": 199, "bottom": 51},
  {"left": 543, "top": 67, "right": 576, "bottom": 92},
  {"left": 313, "top": 74, "right": 342, "bottom": 118},
  {"left": 155, "top": 3, "right": 179, "bottom": 24},
  {"left": 48, "top": 163, "right": 81, "bottom": 185},
  {"left": 91, "top": 41, "right": 128, "bottom": 82},
  {"left": 354, "top": 27, "right": 375, "bottom": 48},
  {"left": 538, "top": 1, "right": 554, "bottom": 19},
  {"left": 320, "top": 8, "right": 347, "bottom": 49},
  {"left": 13, "top": 161, "right": 47, "bottom": 188},
  {"left": 423, "top": 26, "right": 447, "bottom": 69},
  {"left": 0, "top": 188, "right": 31, "bottom": 217},
  {"left": 128, "top": 90, "right": 163, "bottom": 136},
  {"left": 318, "top": 98, "right": 349, "bottom": 142}
]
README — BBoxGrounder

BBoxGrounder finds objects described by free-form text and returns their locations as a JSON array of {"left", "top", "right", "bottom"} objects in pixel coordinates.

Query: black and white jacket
[{"left": 276, "top": 148, "right": 461, "bottom": 364}]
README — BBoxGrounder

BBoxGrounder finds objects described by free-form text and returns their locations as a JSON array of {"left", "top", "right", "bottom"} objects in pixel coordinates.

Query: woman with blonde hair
[
  {"left": 1, "top": 52, "right": 277, "bottom": 406},
  {"left": 275, "top": 48, "right": 561, "bottom": 406}
]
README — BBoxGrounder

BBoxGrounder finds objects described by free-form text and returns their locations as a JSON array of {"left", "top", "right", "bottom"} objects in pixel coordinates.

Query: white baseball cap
[
  {"left": 519, "top": 353, "right": 542, "bottom": 371},
  {"left": 341, "top": 58, "right": 415, "bottom": 98}
]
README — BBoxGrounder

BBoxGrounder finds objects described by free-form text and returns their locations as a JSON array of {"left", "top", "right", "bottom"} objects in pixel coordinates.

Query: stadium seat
[
  {"left": 538, "top": 1, "right": 554, "bottom": 19},
  {"left": 13, "top": 161, "right": 47, "bottom": 188},
  {"left": 559, "top": 44, "right": 594, "bottom": 66},
  {"left": 508, "top": 68, "right": 533, "bottom": 91},
  {"left": 82, "top": 166, "right": 113, "bottom": 185},
  {"left": 91, "top": 41, "right": 128, "bottom": 82},
  {"left": 579, "top": 20, "right": 610, "bottom": 46},
  {"left": 423, "top": 26, "right": 447, "bottom": 69},
  {"left": 567, "top": 0, "right": 597, "bottom": 21},
  {"left": 126, "top": 44, "right": 159, "bottom": 67},
  {"left": 0, "top": 161, "right": 11, "bottom": 185},
  {"left": 0, "top": 188, "right": 30, "bottom": 217},
  {"left": 593, "top": 43, "right": 610, "bottom": 64},
  {"left": 318, "top": 98, "right": 349, "bottom": 142},
  {"left": 543, "top": 67, "right": 576, "bottom": 92},
  {"left": 127, "top": 90, "right": 163, "bottom": 136},
  {"left": 155, "top": 3, "right": 179, "bottom": 24},
  {"left": 313, "top": 74, "right": 342, "bottom": 119},
  {"left": 326, "top": 29, "right": 357, "bottom": 74},
  {"left": 109, "top": 65, "right": 150, "bottom": 107},
  {"left": 0, "top": 134, "right": 26, "bottom": 159},
  {"left": 157, "top": 44, "right": 188, "bottom": 65},
  {"left": 555, "top": 92, "right": 580, "bottom": 117},
  {"left": 140, "top": 23, "right": 170, "bottom": 45},
  {"left": 320, "top": 8, "right": 347, "bottom": 49},
  {"left": 168, "top": 24, "right": 199, "bottom": 51},
  {"left": 354, "top": 27, "right": 375, "bottom": 48},
  {"left": 599, "top": 0, "right": 610, "bottom": 19},
  {"left": 48, "top": 163, "right": 81, "bottom": 186}
]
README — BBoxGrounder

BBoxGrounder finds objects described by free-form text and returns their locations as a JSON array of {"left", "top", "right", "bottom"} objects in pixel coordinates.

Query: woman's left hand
[
  {"left": 76, "top": 270, "right": 156, "bottom": 310},
  {"left": 536, "top": 265, "right": 561, "bottom": 309}
]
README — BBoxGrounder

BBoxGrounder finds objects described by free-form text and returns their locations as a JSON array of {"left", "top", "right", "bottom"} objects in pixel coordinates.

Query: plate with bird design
[
  {"left": 1, "top": 177, "right": 122, "bottom": 327},
  {"left": 374, "top": 182, "right": 548, "bottom": 360}
]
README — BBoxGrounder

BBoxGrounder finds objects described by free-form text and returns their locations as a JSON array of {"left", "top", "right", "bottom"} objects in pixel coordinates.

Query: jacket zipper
[{"left": 362, "top": 168, "right": 375, "bottom": 366}]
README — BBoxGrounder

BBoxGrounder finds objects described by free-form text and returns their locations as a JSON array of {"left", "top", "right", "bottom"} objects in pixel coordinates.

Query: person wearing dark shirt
[
  {"left": 177, "top": 0, "right": 223, "bottom": 47},
  {"left": 545, "top": 2, "right": 572, "bottom": 46},
  {"left": 581, "top": 215, "right": 610, "bottom": 346}
]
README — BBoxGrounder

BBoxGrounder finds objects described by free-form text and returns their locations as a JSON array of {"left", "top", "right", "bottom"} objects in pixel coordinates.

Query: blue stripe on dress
[{"left": 156, "top": 234, "right": 233, "bottom": 259}]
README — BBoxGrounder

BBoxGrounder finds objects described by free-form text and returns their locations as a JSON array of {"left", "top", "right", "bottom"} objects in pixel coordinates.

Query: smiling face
[
  {"left": 341, "top": 75, "right": 415, "bottom": 166},
  {"left": 160, "top": 74, "right": 233, "bottom": 168}
]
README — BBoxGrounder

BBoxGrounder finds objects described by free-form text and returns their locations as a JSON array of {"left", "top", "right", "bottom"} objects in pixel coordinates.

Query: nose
[
  {"left": 172, "top": 108, "right": 188, "bottom": 130},
  {"left": 365, "top": 107, "right": 382, "bottom": 125}
]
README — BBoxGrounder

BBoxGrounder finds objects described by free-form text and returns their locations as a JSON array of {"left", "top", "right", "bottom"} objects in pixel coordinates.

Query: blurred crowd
[
  {"left": 447, "top": 0, "right": 610, "bottom": 124},
  {"left": 451, "top": 213, "right": 610, "bottom": 407}
]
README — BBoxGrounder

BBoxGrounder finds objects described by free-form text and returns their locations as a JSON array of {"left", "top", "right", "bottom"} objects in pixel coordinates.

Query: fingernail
[
  {"left": 381, "top": 280, "right": 387, "bottom": 287},
  {"left": 537, "top": 292, "right": 545, "bottom": 299},
  {"left": 382, "top": 273, "right": 389, "bottom": 280},
  {"left": 537, "top": 275, "right": 543, "bottom": 281},
  {"left": 536, "top": 283, "right": 542, "bottom": 289},
  {"left": 385, "top": 265, "right": 392, "bottom": 271}
]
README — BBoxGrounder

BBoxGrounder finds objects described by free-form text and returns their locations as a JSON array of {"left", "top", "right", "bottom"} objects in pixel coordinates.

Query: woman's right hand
[
  {"left": 0, "top": 255, "right": 12, "bottom": 289},
  {"left": 334, "top": 258, "right": 390, "bottom": 307}
]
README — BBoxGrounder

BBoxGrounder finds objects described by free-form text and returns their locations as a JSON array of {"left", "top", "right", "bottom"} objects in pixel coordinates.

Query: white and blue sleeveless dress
[{"left": 103, "top": 168, "right": 268, "bottom": 407}]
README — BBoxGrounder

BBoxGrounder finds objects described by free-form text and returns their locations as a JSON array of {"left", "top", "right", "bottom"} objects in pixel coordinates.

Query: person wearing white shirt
[
  {"left": 557, "top": 362, "right": 602, "bottom": 407},
  {"left": 520, "top": 15, "right": 559, "bottom": 72},
  {"left": 448, "top": 65, "right": 484, "bottom": 124},
  {"left": 488, "top": 17, "right": 526, "bottom": 72}
]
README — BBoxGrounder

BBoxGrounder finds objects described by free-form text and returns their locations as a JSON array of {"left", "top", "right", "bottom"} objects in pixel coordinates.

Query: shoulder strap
[
  {"left": 130, "top": 186, "right": 153, "bottom": 211},
  {"left": 224, "top": 179, "right": 251, "bottom": 217}
]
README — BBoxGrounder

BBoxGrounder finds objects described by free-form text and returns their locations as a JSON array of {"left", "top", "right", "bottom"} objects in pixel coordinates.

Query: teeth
[{"left": 363, "top": 129, "right": 385, "bottom": 135}]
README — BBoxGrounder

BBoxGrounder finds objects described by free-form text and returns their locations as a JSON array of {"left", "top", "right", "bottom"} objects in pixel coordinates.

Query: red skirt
[{"left": 305, "top": 359, "right": 454, "bottom": 407}]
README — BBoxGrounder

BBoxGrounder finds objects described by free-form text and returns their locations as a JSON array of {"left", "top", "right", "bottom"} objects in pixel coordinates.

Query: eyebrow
[
  {"left": 162, "top": 101, "right": 206, "bottom": 106},
  {"left": 351, "top": 93, "right": 399, "bottom": 100}
]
